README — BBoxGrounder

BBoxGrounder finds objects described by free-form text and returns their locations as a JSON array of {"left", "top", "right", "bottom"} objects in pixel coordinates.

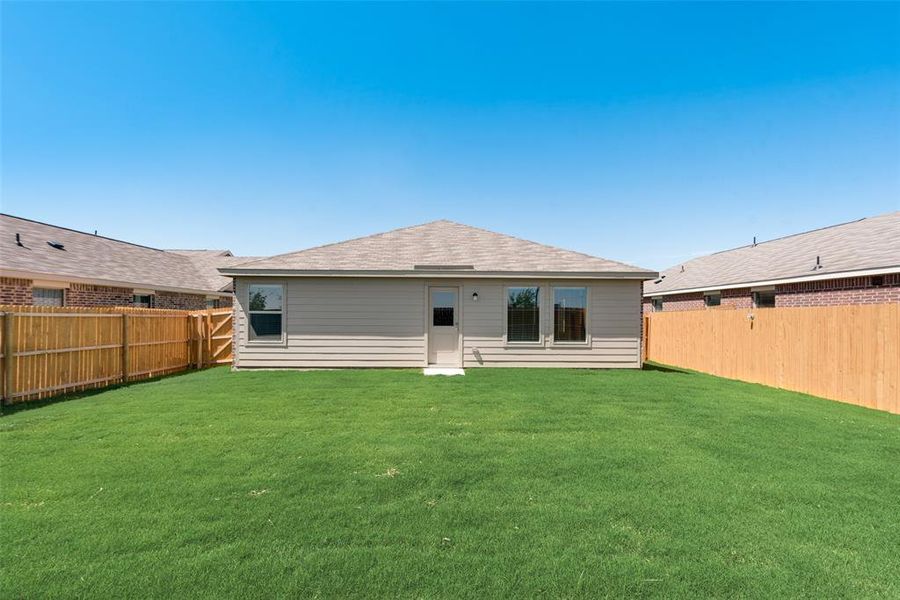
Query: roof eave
[
  {"left": 0, "top": 268, "right": 233, "bottom": 298},
  {"left": 642, "top": 265, "right": 900, "bottom": 297},
  {"left": 219, "top": 268, "right": 658, "bottom": 280}
]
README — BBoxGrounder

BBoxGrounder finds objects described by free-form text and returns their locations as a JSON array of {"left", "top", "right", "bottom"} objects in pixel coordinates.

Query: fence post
[
  {"left": 121, "top": 314, "right": 130, "bottom": 383},
  {"left": 642, "top": 315, "right": 650, "bottom": 364},
  {"left": 3, "top": 313, "right": 14, "bottom": 403},
  {"left": 205, "top": 310, "right": 212, "bottom": 368},
  {"left": 195, "top": 314, "right": 203, "bottom": 369}
]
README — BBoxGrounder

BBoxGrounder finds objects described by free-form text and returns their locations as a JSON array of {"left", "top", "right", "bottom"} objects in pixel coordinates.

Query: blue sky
[{"left": 2, "top": 2, "right": 898, "bottom": 269}]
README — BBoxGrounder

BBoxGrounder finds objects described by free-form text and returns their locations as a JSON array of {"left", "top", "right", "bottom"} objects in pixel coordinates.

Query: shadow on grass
[
  {"left": 642, "top": 361, "right": 693, "bottom": 375},
  {"left": 1, "top": 368, "right": 216, "bottom": 416}
]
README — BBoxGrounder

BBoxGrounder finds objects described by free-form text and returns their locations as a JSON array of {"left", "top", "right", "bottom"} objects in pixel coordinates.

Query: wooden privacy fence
[
  {"left": 643, "top": 303, "right": 899, "bottom": 414},
  {"left": 0, "top": 305, "right": 233, "bottom": 404}
]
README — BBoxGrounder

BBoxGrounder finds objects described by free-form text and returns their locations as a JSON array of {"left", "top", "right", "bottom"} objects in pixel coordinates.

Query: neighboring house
[
  {"left": 643, "top": 211, "right": 900, "bottom": 313},
  {"left": 0, "top": 214, "right": 240, "bottom": 309},
  {"left": 221, "top": 220, "right": 656, "bottom": 369}
]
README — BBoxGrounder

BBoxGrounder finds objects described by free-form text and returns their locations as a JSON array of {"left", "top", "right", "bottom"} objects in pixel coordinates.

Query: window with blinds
[
  {"left": 507, "top": 287, "right": 540, "bottom": 342},
  {"left": 33, "top": 288, "right": 64, "bottom": 307}
]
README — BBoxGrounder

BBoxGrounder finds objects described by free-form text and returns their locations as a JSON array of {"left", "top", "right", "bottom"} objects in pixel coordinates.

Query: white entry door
[{"left": 428, "top": 287, "right": 460, "bottom": 366}]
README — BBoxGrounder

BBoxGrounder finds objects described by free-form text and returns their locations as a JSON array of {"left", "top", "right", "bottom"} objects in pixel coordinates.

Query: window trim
[
  {"left": 550, "top": 286, "right": 590, "bottom": 346},
  {"left": 246, "top": 281, "right": 287, "bottom": 346},
  {"left": 503, "top": 283, "right": 545, "bottom": 347}
]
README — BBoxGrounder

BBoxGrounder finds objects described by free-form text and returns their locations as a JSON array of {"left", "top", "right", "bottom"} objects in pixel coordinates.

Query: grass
[{"left": 2, "top": 367, "right": 899, "bottom": 598}]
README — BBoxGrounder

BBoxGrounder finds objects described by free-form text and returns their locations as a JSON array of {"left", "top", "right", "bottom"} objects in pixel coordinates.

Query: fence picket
[
  {"left": 645, "top": 304, "right": 899, "bottom": 414},
  {"left": 0, "top": 305, "right": 233, "bottom": 404}
]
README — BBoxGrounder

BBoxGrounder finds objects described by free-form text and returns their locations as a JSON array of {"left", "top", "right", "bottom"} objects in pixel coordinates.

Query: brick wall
[
  {"left": 722, "top": 288, "right": 752, "bottom": 309},
  {"left": 0, "top": 277, "right": 223, "bottom": 309},
  {"left": 775, "top": 274, "right": 900, "bottom": 307},
  {"left": 67, "top": 283, "right": 134, "bottom": 307},
  {"left": 155, "top": 291, "right": 208, "bottom": 310},
  {"left": 644, "top": 274, "right": 898, "bottom": 312},
  {"left": 0, "top": 277, "right": 33, "bottom": 304}
]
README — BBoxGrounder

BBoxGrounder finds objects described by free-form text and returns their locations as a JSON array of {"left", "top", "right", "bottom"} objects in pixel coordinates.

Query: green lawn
[{"left": 2, "top": 367, "right": 898, "bottom": 598}]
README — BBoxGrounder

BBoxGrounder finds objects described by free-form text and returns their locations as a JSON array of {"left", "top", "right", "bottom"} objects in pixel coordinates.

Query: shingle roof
[
  {"left": 223, "top": 220, "right": 655, "bottom": 276},
  {"left": 167, "top": 249, "right": 261, "bottom": 292},
  {"left": 0, "top": 214, "right": 230, "bottom": 294},
  {"left": 644, "top": 211, "right": 900, "bottom": 296}
]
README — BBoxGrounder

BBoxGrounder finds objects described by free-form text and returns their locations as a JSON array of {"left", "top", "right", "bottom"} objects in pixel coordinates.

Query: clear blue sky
[{"left": 2, "top": 2, "right": 898, "bottom": 270}]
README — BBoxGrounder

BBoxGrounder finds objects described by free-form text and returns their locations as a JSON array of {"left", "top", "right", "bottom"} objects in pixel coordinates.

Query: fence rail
[
  {"left": 0, "top": 304, "right": 233, "bottom": 404},
  {"left": 643, "top": 303, "right": 899, "bottom": 414}
]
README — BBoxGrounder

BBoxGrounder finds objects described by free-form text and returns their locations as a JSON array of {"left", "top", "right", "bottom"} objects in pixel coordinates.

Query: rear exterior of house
[
  {"left": 643, "top": 211, "right": 900, "bottom": 313},
  {"left": 223, "top": 221, "right": 655, "bottom": 369}
]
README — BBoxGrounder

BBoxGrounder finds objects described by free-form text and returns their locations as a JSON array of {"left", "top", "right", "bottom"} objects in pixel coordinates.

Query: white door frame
[{"left": 425, "top": 284, "right": 463, "bottom": 367}]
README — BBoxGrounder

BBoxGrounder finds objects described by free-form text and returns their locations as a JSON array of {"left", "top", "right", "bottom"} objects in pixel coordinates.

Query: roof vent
[
  {"left": 413, "top": 264, "right": 475, "bottom": 271},
  {"left": 47, "top": 240, "right": 65, "bottom": 250},
  {"left": 16, "top": 233, "right": 23, "bottom": 247}
]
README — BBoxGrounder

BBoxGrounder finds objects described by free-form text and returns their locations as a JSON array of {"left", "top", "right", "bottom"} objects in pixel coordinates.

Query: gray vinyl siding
[
  {"left": 235, "top": 278, "right": 426, "bottom": 368},
  {"left": 234, "top": 277, "right": 642, "bottom": 369},
  {"left": 462, "top": 279, "right": 642, "bottom": 368}
]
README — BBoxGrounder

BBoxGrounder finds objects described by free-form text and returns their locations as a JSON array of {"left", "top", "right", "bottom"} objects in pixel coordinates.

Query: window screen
[
  {"left": 33, "top": 288, "right": 64, "bottom": 307},
  {"left": 249, "top": 284, "right": 284, "bottom": 341},
  {"left": 704, "top": 293, "right": 721, "bottom": 307},
  {"left": 507, "top": 287, "right": 540, "bottom": 342},
  {"left": 652, "top": 298, "right": 663, "bottom": 312},
  {"left": 554, "top": 288, "right": 587, "bottom": 342},
  {"left": 206, "top": 298, "right": 220, "bottom": 309}
]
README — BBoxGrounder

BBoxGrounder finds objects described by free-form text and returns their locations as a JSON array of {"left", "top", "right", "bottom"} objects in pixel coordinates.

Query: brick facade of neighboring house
[
  {"left": 0, "top": 277, "right": 32, "bottom": 305},
  {"left": 0, "top": 277, "right": 232, "bottom": 309},
  {"left": 66, "top": 283, "right": 135, "bottom": 307},
  {"left": 643, "top": 274, "right": 900, "bottom": 313}
]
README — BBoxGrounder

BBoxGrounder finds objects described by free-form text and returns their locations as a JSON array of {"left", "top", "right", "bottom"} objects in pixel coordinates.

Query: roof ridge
[{"left": 1, "top": 213, "right": 172, "bottom": 253}]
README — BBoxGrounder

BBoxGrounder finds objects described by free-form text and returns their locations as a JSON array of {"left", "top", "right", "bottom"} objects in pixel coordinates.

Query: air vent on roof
[
  {"left": 47, "top": 241, "right": 65, "bottom": 250},
  {"left": 413, "top": 264, "right": 475, "bottom": 270}
]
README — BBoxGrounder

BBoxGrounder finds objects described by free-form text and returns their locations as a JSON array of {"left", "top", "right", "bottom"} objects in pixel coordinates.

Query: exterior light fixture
[{"left": 472, "top": 292, "right": 479, "bottom": 302}]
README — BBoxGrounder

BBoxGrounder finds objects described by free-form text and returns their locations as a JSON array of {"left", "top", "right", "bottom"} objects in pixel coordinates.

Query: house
[
  {"left": 0, "top": 214, "right": 244, "bottom": 309},
  {"left": 220, "top": 220, "right": 656, "bottom": 369},
  {"left": 643, "top": 211, "right": 900, "bottom": 312}
]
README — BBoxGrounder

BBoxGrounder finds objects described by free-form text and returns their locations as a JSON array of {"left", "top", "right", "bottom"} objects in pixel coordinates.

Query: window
[
  {"left": 507, "top": 287, "right": 540, "bottom": 342},
  {"left": 206, "top": 298, "right": 220, "bottom": 309},
  {"left": 33, "top": 288, "right": 64, "bottom": 307},
  {"left": 553, "top": 287, "right": 587, "bottom": 342},
  {"left": 432, "top": 291, "right": 455, "bottom": 326},
  {"left": 651, "top": 297, "right": 663, "bottom": 312},
  {"left": 704, "top": 293, "right": 721, "bottom": 307},
  {"left": 133, "top": 294, "right": 155, "bottom": 308},
  {"left": 753, "top": 290, "right": 775, "bottom": 308},
  {"left": 248, "top": 284, "right": 283, "bottom": 342}
]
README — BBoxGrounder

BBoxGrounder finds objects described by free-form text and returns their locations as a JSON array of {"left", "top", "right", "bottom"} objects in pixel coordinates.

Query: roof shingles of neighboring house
[
  {"left": 0, "top": 214, "right": 233, "bottom": 295},
  {"left": 644, "top": 211, "right": 900, "bottom": 296},
  {"left": 222, "top": 220, "right": 655, "bottom": 276}
]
